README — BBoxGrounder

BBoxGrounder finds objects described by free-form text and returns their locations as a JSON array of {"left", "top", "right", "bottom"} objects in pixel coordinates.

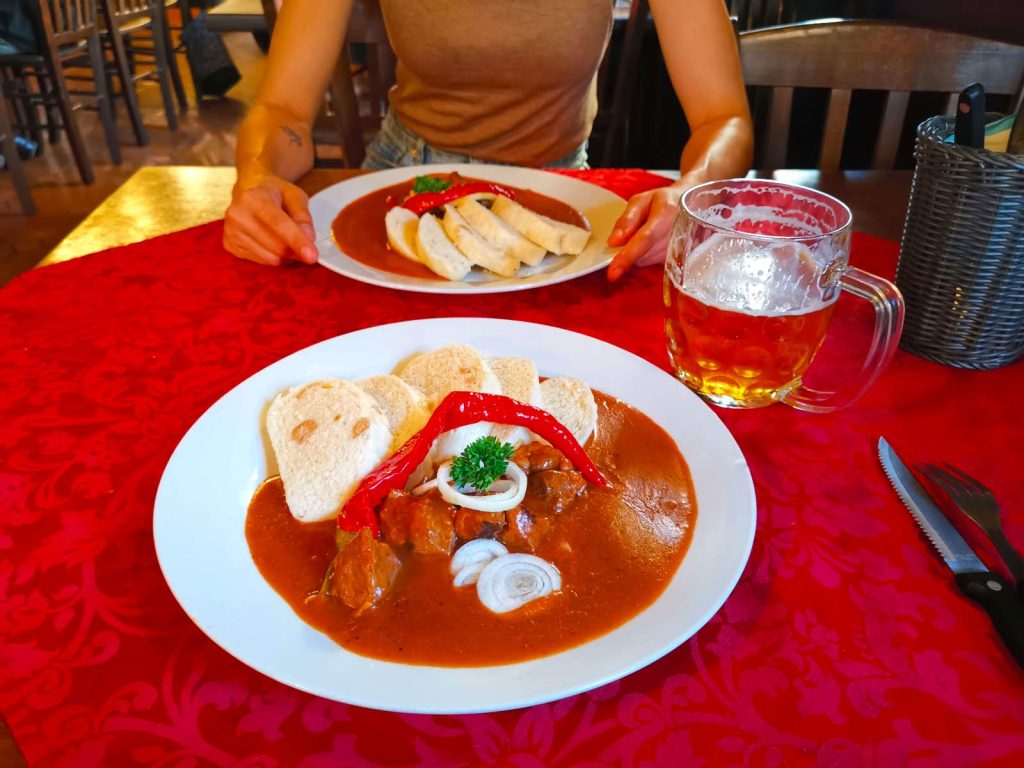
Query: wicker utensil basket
[{"left": 896, "top": 116, "right": 1024, "bottom": 369}]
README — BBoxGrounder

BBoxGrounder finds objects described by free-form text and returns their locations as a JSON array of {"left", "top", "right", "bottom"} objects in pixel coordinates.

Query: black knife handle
[
  {"left": 954, "top": 82, "right": 985, "bottom": 149},
  {"left": 955, "top": 571, "right": 1024, "bottom": 668}
]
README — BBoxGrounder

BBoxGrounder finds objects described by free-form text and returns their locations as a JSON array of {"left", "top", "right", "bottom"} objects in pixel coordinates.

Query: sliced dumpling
[
  {"left": 356, "top": 374, "right": 431, "bottom": 449},
  {"left": 442, "top": 204, "right": 519, "bottom": 277},
  {"left": 489, "top": 357, "right": 542, "bottom": 447},
  {"left": 455, "top": 198, "right": 548, "bottom": 267},
  {"left": 396, "top": 345, "right": 502, "bottom": 461},
  {"left": 266, "top": 380, "right": 391, "bottom": 522},
  {"left": 491, "top": 196, "right": 591, "bottom": 255},
  {"left": 385, "top": 206, "right": 421, "bottom": 263},
  {"left": 539, "top": 377, "right": 597, "bottom": 446},
  {"left": 416, "top": 212, "right": 473, "bottom": 281}
]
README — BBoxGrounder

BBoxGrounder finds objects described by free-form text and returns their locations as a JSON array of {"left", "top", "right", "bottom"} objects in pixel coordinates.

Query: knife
[{"left": 878, "top": 437, "right": 1024, "bottom": 667}]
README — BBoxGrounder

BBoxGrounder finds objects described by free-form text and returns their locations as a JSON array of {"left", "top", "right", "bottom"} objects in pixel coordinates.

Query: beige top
[{"left": 379, "top": 0, "right": 613, "bottom": 166}]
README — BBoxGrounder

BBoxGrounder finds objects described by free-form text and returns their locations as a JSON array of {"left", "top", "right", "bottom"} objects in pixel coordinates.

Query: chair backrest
[
  {"left": 740, "top": 19, "right": 1024, "bottom": 169},
  {"left": 320, "top": 0, "right": 394, "bottom": 167},
  {"left": 600, "top": 0, "right": 649, "bottom": 166},
  {"left": 33, "top": 0, "right": 101, "bottom": 46},
  {"left": 728, "top": 0, "right": 794, "bottom": 32},
  {"left": 108, "top": 0, "right": 156, "bottom": 22}
]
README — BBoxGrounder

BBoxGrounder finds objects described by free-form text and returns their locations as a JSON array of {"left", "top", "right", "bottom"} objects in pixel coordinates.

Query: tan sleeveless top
[{"left": 379, "top": 0, "right": 612, "bottom": 167}]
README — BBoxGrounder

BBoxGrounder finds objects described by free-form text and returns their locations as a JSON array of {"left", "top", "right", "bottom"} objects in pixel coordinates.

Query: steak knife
[{"left": 878, "top": 438, "right": 1024, "bottom": 667}]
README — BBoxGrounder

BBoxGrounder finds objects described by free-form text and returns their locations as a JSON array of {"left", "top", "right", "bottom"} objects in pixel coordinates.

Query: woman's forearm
[
  {"left": 236, "top": 103, "right": 316, "bottom": 190},
  {"left": 233, "top": 0, "right": 354, "bottom": 192},
  {"left": 680, "top": 114, "right": 754, "bottom": 184}
]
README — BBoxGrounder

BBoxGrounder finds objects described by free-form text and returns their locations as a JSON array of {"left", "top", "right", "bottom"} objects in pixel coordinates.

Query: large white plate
[
  {"left": 309, "top": 164, "right": 627, "bottom": 294},
  {"left": 154, "top": 319, "right": 756, "bottom": 714}
]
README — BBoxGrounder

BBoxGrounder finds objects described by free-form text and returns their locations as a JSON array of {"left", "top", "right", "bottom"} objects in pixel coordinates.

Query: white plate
[
  {"left": 154, "top": 319, "right": 755, "bottom": 714},
  {"left": 309, "top": 164, "right": 627, "bottom": 294}
]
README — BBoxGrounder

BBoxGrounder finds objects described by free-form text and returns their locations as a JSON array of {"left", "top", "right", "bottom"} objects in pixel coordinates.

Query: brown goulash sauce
[
  {"left": 331, "top": 179, "right": 590, "bottom": 280},
  {"left": 246, "top": 392, "right": 696, "bottom": 666}
]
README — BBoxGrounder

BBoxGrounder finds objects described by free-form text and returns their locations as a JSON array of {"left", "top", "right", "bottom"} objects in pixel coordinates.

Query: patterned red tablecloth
[{"left": 1, "top": 170, "right": 1022, "bottom": 767}]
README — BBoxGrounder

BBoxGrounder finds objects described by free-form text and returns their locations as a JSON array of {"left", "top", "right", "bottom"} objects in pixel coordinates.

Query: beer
[{"left": 664, "top": 235, "right": 837, "bottom": 408}]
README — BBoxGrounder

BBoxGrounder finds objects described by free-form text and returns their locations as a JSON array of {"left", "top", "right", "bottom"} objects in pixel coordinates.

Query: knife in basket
[{"left": 878, "top": 438, "right": 1024, "bottom": 667}]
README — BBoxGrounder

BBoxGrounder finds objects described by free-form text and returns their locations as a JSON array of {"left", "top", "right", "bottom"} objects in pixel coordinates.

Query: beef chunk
[
  {"left": 512, "top": 442, "right": 573, "bottom": 474},
  {"left": 454, "top": 508, "right": 507, "bottom": 540},
  {"left": 332, "top": 528, "right": 400, "bottom": 614},
  {"left": 407, "top": 492, "right": 457, "bottom": 555},
  {"left": 524, "top": 469, "right": 587, "bottom": 515},
  {"left": 499, "top": 506, "right": 554, "bottom": 552},
  {"left": 380, "top": 489, "right": 413, "bottom": 548},
  {"left": 380, "top": 489, "right": 457, "bottom": 554}
]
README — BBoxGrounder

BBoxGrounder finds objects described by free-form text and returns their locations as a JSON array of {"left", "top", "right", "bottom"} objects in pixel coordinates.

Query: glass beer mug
[{"left": 664, "top": 179, "right": 904, "bottom": 412}]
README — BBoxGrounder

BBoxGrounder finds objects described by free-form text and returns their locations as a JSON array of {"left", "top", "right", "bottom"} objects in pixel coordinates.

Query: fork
[{"left": 918, "top": 463, "right": 1024, "bottom": 591}]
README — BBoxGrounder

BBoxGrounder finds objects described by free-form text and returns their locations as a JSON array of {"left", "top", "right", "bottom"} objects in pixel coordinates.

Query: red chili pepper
[
  {"left": 400, "top": 183, "right": 516, "bottom": 216},
  {"left": 338, "top": 391, "right": 607, "bottom": 535}
]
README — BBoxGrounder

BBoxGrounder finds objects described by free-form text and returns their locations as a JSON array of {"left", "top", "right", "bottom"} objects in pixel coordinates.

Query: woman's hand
[
  {"left": 605, "top": 181, "right": 687, "bottom": 281},
  {"left": 223, "top": 176, "right": 319, "bottom": 266}
]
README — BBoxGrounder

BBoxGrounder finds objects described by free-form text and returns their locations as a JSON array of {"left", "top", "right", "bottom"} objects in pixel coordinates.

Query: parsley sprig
[
  {"left": 412, "top": 175, "right": 452, "bottom": 194},
  {"left": 450, "top": 436, "right": 515, "bottom": 491}
]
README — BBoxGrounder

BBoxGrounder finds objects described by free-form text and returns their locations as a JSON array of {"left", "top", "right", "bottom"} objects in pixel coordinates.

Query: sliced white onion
[
  {"left": 436, "top": 460, "right": 527, "bottom": 513},
  {"left": 450, "top": 538, "right": 508, "bottom": 576},
  {"left": 476, "top": 554, "right": 561, "bottom": 614},
  {"left": 453, "top": 562, "right": 487, "bottom": 587},
  {"left": 409, "top": 478, "right": 438, "bottom": 496}
]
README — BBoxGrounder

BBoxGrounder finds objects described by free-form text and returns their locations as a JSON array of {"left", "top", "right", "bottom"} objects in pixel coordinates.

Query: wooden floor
[{"left": 0, "top": 30, "right": 267, "bottom": 286}]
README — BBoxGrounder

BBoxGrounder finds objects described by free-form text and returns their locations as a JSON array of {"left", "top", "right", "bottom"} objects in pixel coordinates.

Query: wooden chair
[
  {"left": 325, "top": 0, "right": 394, "bottom": 167},
  {"left": 0, "top": 0, "right": 121, "bottom": 184},
  {"left": 739, "top": 19, "right": 1024, "bottom": 170},
  {"left": 728, "top": 0, "right": 794, "bottom": 32},
  {"left": 0, "top": 95, "right": 36, "bottom": 214},
  {"left": 103, "top": 0, "right": 187, "bottom": 131},
  {"left": 599, "top": 0, "right": 650, "bottom": 167}
]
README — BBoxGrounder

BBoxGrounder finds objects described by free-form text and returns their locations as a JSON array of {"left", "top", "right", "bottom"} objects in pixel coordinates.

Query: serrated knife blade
[
  {"left": 878, "top": 437, "right": 985, "bottom": 573},
  {"left": 878, "top": 437, "right": 1024, "bottom": 667}
]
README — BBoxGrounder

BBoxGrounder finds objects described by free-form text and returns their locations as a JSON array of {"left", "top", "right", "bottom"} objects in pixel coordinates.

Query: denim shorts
[{"left": 361, "top": 110, "right": 590, "bottom": 170}]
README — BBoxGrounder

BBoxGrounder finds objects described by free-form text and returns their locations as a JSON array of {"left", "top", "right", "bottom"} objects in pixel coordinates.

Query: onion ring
[
  {"left": 450, "top": 539, "right": 508, "bottom": 576},
  {"left": 476, "top": 553, "right": 561, "bottom": 614},
  {"left": 436, "top": 460, "right": 526, "bottom": 513}
]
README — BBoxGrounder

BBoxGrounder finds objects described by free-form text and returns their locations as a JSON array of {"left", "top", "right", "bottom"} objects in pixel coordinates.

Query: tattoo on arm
[{"left": 281, "top": 126, "right": 303, "bottom": 146}]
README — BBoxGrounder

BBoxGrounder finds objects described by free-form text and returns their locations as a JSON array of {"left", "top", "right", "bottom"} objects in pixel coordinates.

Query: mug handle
[{"left": 783, "top": 267, "right": 905, "bottom": 413}]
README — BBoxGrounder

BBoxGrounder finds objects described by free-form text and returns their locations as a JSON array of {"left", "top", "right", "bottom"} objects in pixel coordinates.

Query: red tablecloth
[{"left": 1, "top": 170, "right": 1022, "bottom": 767}]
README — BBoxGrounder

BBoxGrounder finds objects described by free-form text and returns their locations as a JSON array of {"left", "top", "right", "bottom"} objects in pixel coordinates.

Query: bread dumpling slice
[
  {"left": 396, "top": 344, "right": 502, "bottom": 462},
  {"left": 416, "top": 212, "right": 473, "bottom": 281},
  {"left": 455, "top": 198, "right": 548, "bottom": 267},
  {"left": 491, "top": 196, "right": 591, "bottom": 255},
  {"left": 356, "top": 374, "right": 431, "bottom": 449},
  {"left": 539, "top": 377, "right": 598, "bottom": 446},
  {"left": 267, "top": 380, "right": 392, "bottom": 522},
  {"left": 489, "top": 357, "right": 542, "bottom": 447},
  {"left": 385, "top": 206, "right": 421, "bottom": 264},
  {"left": 442, "top": 204, "right": 520, "bottom": 277}
]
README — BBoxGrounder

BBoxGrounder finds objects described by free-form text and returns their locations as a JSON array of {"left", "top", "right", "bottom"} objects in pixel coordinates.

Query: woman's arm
[
  {"left": 607, "top": 0, "right": 753, "bottom": 280},
  {"left": 225, "top": 0, "right": 355, "bottom": 265}
]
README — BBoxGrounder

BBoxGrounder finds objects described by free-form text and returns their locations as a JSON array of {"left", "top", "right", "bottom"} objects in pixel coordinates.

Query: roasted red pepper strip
[
  {"left": 338, "top": 391, "right": 607, "bottom": 535},
  {"left": 400, "top": 183, "right": 516, "bottom": 215}
]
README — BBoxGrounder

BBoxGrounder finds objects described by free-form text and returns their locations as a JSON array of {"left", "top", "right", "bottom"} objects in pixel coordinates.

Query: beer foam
[
  {"left": 667, "top": 233, "right": 837, "bottom": 316},
  {"left": 689, "top": 183, "right": 847, "bottom": 237}
]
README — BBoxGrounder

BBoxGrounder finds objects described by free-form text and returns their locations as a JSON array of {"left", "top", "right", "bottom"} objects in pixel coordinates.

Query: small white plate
[
  {"left": 154, "top": 319, "right": 756, "bottom": 714},
  {"left": 309, "top": 164, "right": 627, "bottom": 294}
]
